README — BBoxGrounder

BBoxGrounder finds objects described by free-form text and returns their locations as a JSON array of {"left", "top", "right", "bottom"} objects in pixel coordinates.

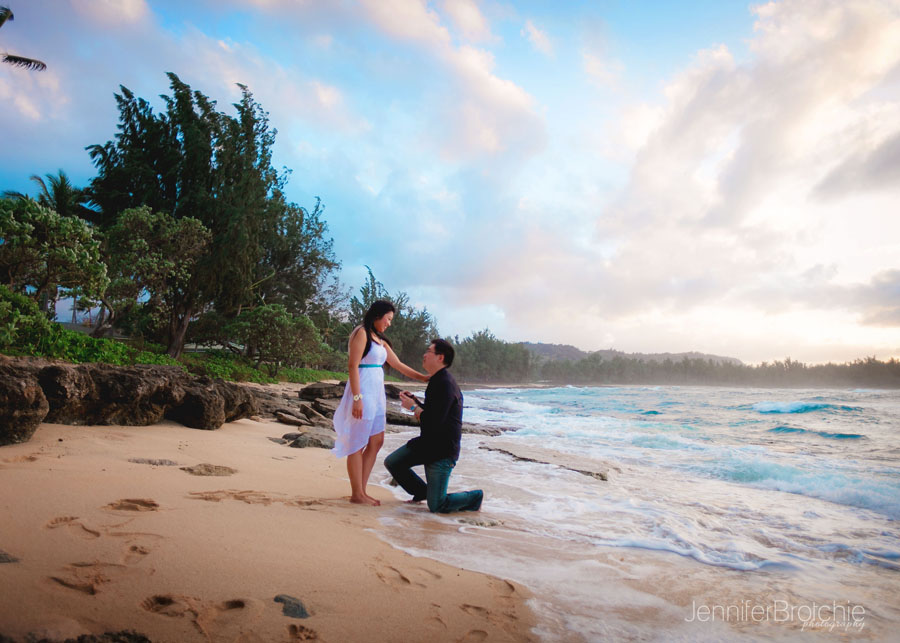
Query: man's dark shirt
[{"left": 406, "top": 367, "right": 463, "bottom": 463}]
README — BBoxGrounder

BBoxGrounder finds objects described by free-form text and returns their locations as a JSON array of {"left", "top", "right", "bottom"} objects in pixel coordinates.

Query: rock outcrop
[
  {"left": 0, "top": 363, "right": 49, "bottom": 446},
  {"left": 0, "top": 358, "right": 259, "bottom": 442},
  {"left": 479, "top": 444, "right": 612, "bottom": 481}
]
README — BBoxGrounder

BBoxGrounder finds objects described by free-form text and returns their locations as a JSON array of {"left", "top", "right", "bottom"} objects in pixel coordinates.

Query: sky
[{"left": 2, "top": 0, "right": 899, "bottom": 365}]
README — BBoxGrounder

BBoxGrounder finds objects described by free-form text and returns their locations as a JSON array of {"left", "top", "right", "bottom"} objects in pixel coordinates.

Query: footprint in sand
[
  {"left": 104, "top": 498, "right": 160, "bottom": 512},
  {"left": 47, "top": 513, "right": 163, "bottom": 567},
  {"left": 106, "top": 531, "right": 163, "bottom": 564},
  {"left": 47, "top": 561, "right": 133, "bottom": 595},
  {"left": 372, "top": 563, "right": 441, "bottom": 590},
  {"left": 457, "top": 630, "right": 488, "bottom": 642},
  {"left": 286, "top": 624, "right": 319, "bottom": 641},
  {"left": 3, "top": 454, "right": 40, "bottom": 463},
  {"left": 290, "top": 499, "right": 325, "bottom": 509},
  {"left": 143, "top": 594, "right": 264, "bottom": 640},
  {"left": 460, "top": 604, "right": 490, "bottom": 618},
  {"left": 188, "top": 490, "right": 329, "bottom": 513},
  {"left": 180, "top": 463, "right": 237, "bottom": 476},
  {"left": 45, "top": 516, "right": 101, "bottom": 539},
  {"left": 128, "top": 458, "right": 179, "bottom": 466},
  {"left": 490, "top": 578, "right": 517, "bottom": 598},
  {"left": 141, "top": 594, "right": 197, "bottom": 618},
  {"left": 196, "top": 598, "right": 264, "bottom": 638},
  {"left": 188, "top": 490, "right": 279, "bottom": 505}
]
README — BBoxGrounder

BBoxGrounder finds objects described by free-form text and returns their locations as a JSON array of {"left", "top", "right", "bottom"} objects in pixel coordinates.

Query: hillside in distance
[{"left": 520, "top": 342, "right": 744, "bottom": 366}]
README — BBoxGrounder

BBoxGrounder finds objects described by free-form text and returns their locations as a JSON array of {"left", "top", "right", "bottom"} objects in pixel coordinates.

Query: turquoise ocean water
[{"left": 375, "top": 386, "right": 900, "bottom": 641}]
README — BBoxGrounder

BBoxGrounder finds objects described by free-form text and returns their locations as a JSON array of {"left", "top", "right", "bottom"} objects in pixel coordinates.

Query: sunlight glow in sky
[{"left": 2, "top": 0, "right": 899, "bottom": 364}]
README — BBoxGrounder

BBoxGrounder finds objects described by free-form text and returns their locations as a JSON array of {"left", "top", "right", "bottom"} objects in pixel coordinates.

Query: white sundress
[{"left": 331, "top": 340, "right": 387, "bottom": 457}]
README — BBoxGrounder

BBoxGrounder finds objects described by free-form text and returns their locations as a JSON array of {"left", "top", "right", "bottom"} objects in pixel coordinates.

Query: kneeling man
[{"left": 385, "top": 338, "right": 483, "bottom": 513}]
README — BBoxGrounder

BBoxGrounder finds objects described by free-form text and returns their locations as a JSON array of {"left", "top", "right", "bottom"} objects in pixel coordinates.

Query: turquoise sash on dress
[{"left": 358, "top": 363, "right": 384, "bottom": 368}]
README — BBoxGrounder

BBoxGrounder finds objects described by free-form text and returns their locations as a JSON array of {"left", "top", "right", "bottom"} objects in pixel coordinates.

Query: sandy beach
[{"left": 0, "top": 416, "right": 536, "bottom": 642}]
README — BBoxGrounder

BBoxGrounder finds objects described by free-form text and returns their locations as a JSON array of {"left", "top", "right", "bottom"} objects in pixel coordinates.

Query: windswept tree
[
  {"left": 1, "top": 6, "right": 46, "bottom": 71},
  {"left": 87, "top": 73, "right": 340, "bottom": 356}
]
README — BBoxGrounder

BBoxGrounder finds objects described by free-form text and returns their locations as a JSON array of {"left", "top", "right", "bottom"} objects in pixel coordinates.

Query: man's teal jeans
[{"left": 384, "top": 443, "right": 483, "bottom": 513}]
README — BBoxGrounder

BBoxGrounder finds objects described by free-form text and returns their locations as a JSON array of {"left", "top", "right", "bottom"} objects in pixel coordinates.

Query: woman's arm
[
  {"left": 384, "top": 344, "right": 429, "bottom": 382},
  {"left": 347, "top": 327, "right": 367, "bottom": 419}
]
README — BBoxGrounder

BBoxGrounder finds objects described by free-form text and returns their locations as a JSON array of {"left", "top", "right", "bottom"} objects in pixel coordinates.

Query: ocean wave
[
  {"left": 767, "top": 426, "right": 864, "bottom": 439},
  {"left": 706, "top": 457, "right": 900, "bottom": 519},
  {"left": 631, "top": 434, "right": 705, "bottom": 451},
  {"left": 752, "top": 401, "right": 863, "bottom": 414}
]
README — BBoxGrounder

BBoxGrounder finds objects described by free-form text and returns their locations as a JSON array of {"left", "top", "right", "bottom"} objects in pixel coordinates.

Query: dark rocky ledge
[
  {"left": 0, "top": 357, "right": 258, "bottom": 445},
  {"left": 479, "top": 444, "right": 612, "bottom": 481}
]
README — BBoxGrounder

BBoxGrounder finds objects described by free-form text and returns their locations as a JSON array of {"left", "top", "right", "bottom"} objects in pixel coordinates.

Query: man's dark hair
[{"left": 431, "top": 338, "right": 455, "bottom": 367}]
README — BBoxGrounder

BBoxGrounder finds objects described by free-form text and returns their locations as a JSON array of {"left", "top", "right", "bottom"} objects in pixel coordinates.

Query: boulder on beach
[
  {"left": 298, "top": 381, "right": 345, "bottom": 400},
  {"left": 0, "top": 363, "right": 49, "bottom": 446}
]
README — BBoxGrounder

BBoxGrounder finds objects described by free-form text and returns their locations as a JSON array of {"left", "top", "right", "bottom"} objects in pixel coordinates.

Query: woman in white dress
[{"left": 332, "top": 300, "right": 429, "bottom": 505}]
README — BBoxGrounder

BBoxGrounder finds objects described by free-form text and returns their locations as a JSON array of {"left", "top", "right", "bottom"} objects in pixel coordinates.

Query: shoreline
[{"left": 0, "top": 418, "right": 537, "bottom": 642}]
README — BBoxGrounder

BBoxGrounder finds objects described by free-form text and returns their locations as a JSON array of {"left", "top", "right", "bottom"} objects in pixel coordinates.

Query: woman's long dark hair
[{"left": 362, "top": 300, "right": 395, "bottom": 358}]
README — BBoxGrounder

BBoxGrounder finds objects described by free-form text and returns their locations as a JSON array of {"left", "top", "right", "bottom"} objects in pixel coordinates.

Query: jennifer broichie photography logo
[{"left": 685, "top": 599, "right": 866, "bottom": 632}]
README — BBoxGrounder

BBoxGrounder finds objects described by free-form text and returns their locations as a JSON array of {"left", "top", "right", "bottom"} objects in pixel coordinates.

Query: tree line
[
  {"left": 0, "top": 73, "right": 448, "bottom": 376},
  {"left": 2, "top": 73, "right": 898, "bottom": 387}
]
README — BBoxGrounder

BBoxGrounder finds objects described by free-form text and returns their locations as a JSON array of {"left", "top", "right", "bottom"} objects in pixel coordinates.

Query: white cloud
[
  {"left": 71, "top": 0, "right": 149, "bottom": 25},
  {"left": 521, "top": 19, "right": 552, "bottom": 56},
  {"left": 442, "top": 0, "right": 493, "bottom": 42},
  {"left": 583, "top": 52, "right": 622, "bottom": 88},
  {"left": 356, "top": 0, "right": 545, "bottom": 165},
  {"left": 359, "top": 0, "right": 452, "bottom": 48}
]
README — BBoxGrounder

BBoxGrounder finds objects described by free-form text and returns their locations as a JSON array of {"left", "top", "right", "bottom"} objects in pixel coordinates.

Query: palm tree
[
  {"left": 1, "top": 6, "right": 46, "bottom": 71},
  {"left": 3, "top": 170, "right": 96, "bottom": 221}
]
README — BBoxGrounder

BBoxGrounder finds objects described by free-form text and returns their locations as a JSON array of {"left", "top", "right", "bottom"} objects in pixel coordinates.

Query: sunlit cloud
[
  {"left": 442, "top": 0, "right": 493, "bottom": 42},
  {"left": 521, "top": 19, "right": 552, "bottom": 56},
  {"left": 71, "top": 0, "right": 149, "bottom": 25},
  {"left": 359, "top": 0, "right": 452, "bottom": 48}
]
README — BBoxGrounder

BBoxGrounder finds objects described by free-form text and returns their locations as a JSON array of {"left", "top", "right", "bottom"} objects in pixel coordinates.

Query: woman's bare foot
[
  {"left": 364, "top": 493, "right": 381, "bottom": 506},
  {"left": 350, "top": 494, "right": 379, "bottom": 506}
]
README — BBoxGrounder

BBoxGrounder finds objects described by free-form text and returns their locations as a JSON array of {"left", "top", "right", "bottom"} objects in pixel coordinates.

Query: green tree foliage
[
  {"left": 452, "top": 329, "right": 532, "bottom": 382},
  {"left": 0, "top": 198, "right": 107, "bottom": 310},
  {"left": 339, "top": 268, "right": 439, "bottom": 369},
  {"left": 1, "top": 6, "right": 46, "bottom": 71},
  {"left": 0, "top": 283, "right": 52, "bottom": 351},
  {"left": 94, "top": 206, "right": 211, "bottom": 346},
  {"left": 86, "top": 74, "right": 339, "bottom": 355},
  {"left": 225, "top": 304, "right": 323, "bottom": 376}
]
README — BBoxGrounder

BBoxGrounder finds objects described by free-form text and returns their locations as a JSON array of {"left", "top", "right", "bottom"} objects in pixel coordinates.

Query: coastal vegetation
[{"left": 2, "top": 73, "right": 898, "bottom": 388}]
